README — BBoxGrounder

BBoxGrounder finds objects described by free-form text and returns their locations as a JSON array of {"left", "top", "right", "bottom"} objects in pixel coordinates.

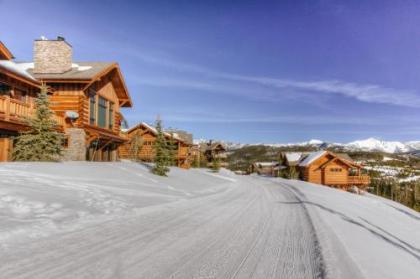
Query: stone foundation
[{"left": 63, "top": 128, "right": 86, "bottom": 161}]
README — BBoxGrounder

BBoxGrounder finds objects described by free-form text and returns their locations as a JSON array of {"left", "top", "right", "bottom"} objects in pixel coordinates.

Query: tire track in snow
[{"left": 1, "top": 173, "right": 341, "bottom": 279}]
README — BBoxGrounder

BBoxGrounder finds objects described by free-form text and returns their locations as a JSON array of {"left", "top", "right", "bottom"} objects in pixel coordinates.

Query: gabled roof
[
  {"left": 282, "top": 152, "right": 304, "bottom": 166},
  {"left": 17, "top": 62, "right": 132, "bottom": 107},
  {"left": 0, "top": 41, "right": 14, "bottom": 60},
  {"left": 200, "top": 142, "right": 226, "bottom": 152},
  {"left": 27, "top": 62, "right": 114, "bottom": 80},
  {"left": 316, "top": 157, "right": 354, "bottom": 170},
  {"left": 127, "top": 122, "right": 186, "bottom": 143},
  {"left": 298, "top": 151, "right": 360, "bottom": 168},
  {"left": 298, "top": 151, "right": 326, "bottom": 167}
]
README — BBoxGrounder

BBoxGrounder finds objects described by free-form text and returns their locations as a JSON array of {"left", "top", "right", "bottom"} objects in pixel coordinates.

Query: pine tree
[
  {"left": 211, "top": 157, "right": 221, "bottom": 172},
  {"left": 13, "top": 84, "right": 64, "bottom": 161},
  {"left": 129, "top": 130, "right": 143, "bottom": 161},
  {"left": 153, "top": 117, "right": 170, "bottom": 176},
  {"left": 167, "top": 132, "right": 178, "bottom": 166}
]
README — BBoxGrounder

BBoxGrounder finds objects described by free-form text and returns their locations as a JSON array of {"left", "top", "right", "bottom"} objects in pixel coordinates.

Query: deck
[{"left": 0, "top": 96, "right": 65, "bottom": 129}]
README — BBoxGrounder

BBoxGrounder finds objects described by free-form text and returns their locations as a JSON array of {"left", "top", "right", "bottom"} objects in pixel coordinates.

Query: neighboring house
[
  {"left": 280, "top": 151, "right": 370, "bottom": 190},
  {"left": 251, "top": 162, "right": 283, "bottom": 176},
  {"left": 200, "top": 141, "right": 227, "bottom": 167},
  {"left": 189, "top": 144, "right": 201, "bottom": 166},
  {"left": 119, "top": 122, "right": 194, "bottom": 169},
  {"left": 0, "top": 41, "right": 64, "bottom": 161},
  {"left": 12, "top": 37, "right": 133, "bottom": 161}
]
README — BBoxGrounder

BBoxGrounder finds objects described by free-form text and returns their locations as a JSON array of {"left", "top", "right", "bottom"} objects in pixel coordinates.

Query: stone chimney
[{"left": 33, "top": 36, "right": 72, "bottom": 74}]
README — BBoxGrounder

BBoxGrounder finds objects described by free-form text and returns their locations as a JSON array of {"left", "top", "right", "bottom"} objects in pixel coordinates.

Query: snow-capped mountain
[
  {"left": 345, "top": 138, "right": 412, "bottom": 153},
  {"left": 405, "top": 141, "right": 420, "bottom": 150},
  {"left": 194, "top": 137, "right": 420, "bottom": 153}
]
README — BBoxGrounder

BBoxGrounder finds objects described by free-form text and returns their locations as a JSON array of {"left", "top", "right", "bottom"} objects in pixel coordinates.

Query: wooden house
[
  {"left": 119, "top": 122, "right": 194, "bottom": 169},
  {"left": 200, "top": 141, "right": 227, "bottom": 167},
  {"left": 280, "top": 151, "right": 370, "bottom": 190},
  {"left": 14, "top": 37, "right": 133, "bottom": 161},
  {"left": 0, "top": 41, "right": 65, "bottom": 161},
  {"left": 251, "top": 162, "right": 283, "bottom": 176}
]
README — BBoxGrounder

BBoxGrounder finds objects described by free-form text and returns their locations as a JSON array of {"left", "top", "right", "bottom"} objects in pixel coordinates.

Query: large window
[
  {"left": 89, "top": 91, "right": 115, "bottom": 130},
  {"left": 108, "top": 102, "right": 114, "bottom": 129},
  {"left": 0, "top": 83, "right": 11, "bottom": 96},
  {"left": 89, "top": 94, "right": 96, "bottom": 125},
  {"left": 98, "top": 97, "right": 107, "bottom": 128}
]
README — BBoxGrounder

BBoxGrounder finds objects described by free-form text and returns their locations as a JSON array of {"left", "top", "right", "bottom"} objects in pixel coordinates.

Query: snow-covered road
[{"left": 0, "top": 162, "right": 419, "bottom": 278}]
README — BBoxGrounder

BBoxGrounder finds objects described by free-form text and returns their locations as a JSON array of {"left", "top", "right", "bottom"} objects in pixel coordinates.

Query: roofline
[
  {"left": 82, "top": 63, "right": 133, "bottom": 108},
  {"left": 302, "top": 150, "right": 361, "bottom": 169},
  {"left": 127, "top": 122, "right": 187, "bottom": 144},
  {"left": 0, "top": 41, "right": 14, "bottom": 60},
  {"left": 0, "top": 64, "right": 41, "bottom": 88},
  {"left": 316, "top": 157, "right": 354, "bottom": 170}
]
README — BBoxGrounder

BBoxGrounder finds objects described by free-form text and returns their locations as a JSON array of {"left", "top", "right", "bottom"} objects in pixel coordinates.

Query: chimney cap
[{"left": 34, "top": 36, "right": 72, "bottom": 47}]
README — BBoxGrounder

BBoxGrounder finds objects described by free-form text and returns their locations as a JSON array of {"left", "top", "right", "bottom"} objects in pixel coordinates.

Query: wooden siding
[
  {"left": 119, "top": 126, "right": 193, "bottom": 169},
  {"left": 300, "top": 151, "right": 370, "bottom": 189},
  {"left": 322, "top": 161, "right": 350, "bottom": 185}
]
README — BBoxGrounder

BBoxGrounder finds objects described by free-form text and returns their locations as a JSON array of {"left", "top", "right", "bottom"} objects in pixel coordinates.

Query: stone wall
[
  {"left": 33, "top": 39, "right": 72, "bottom": 74},
  {"left": 63, "top": 128, "right": 86, "bottom": 161}
]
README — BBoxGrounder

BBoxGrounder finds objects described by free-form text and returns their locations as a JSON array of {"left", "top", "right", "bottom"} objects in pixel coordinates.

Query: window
[
  {"left": 89, "top": 94, "right": 96, "bottom": 125},
  {"left": 0, "top": 83, "right": 11, "bottom": 96},
  {"left": 98, "top": 97, "right": 107, "bottom": 128},
  {"left": 13, "top": 88, "right": 27, "bottom": 102},
  {"left": 330, "top": 168, "right": 342, "bottom": 172},
  {"left": 108, "top": 102, "right": 114, "bottom": 129}
]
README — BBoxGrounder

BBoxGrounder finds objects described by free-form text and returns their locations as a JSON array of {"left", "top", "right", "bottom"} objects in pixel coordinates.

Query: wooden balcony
[
  {"left": 0, "top": 96, "right": 65, "bottom": 129},
  {"left": 348, "top": 175, "right": 371, "bottom": 185}
]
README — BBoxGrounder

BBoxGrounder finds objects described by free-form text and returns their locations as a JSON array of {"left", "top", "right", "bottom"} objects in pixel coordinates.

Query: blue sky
[{"left": 2, "top": 0, "right": 420, "bottom": 143}]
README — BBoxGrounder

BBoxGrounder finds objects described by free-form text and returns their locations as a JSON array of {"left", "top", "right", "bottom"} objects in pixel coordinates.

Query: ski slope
[{"left": 0, "top": 162, "right": 419, "bottom": 278}]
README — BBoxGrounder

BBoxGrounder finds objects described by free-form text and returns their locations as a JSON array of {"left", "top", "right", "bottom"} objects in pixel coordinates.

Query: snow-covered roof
[
  {"left": 0, "top": 60, "right": 37, "bottom": 81},
  {"left": 284, "top": 152, "right": 303, "bottom": 163},
  {"left": 298, "top": 151, "right": 326, "bottom": 167},
  {"left": 254, "top": 162, "right": 279, "bottom": 167},
  {"left": 129, "top": 122, "right": 184, "bottom": 142}
]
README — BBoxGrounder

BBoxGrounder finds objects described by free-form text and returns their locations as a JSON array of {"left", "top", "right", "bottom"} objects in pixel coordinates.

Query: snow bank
[
  {"left": 274, "top": 178, "right": 420, "bottom": 279},
  {"left": 0, "top": 162, "right": 233, "bottom": 245}
]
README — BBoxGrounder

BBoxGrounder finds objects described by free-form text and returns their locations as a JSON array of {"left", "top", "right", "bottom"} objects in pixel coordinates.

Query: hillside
[{"left": 0, "top": 162, "right": 419, "bottom": 278}]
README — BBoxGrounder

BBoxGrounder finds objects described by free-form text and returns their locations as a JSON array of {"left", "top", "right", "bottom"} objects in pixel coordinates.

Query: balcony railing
[
  {"left": 348, "top": 175, "right": 371, "bottom": 185},
  {"left": 0, "top": 96, "right": 65, "bottom": 128}
]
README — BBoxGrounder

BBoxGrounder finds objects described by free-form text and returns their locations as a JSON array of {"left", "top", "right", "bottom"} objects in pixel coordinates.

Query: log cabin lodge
[
  {"left": 279, "top": 151, "right": 370, "bottom": 190},
  {"left": 118, "top": 122, "right": 195, "bottom": 169},
  {"left": 0, "top": 37, "right": 133, "bottom": 161}
]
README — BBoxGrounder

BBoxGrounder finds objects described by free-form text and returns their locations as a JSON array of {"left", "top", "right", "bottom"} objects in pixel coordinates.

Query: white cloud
[{"left": 126, "top": 48, "right": 420, "bottom": 108}]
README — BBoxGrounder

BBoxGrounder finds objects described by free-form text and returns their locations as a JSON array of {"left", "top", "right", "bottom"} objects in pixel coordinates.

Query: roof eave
[
  {"left": 0, "top": 65, "right": 40, "bottom": 88},
  {"left": 0, "top": 41, "right": 14, "bottom": 60}
]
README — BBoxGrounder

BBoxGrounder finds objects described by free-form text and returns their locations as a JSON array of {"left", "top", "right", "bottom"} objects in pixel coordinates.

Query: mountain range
[{"left": 195, "top": 138, "right": 420, "bottom": 154}]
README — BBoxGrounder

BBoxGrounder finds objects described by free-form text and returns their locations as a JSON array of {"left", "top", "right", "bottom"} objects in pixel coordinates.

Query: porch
[{"left": 0, "top": 96, "right": 65, "bottom": 129}]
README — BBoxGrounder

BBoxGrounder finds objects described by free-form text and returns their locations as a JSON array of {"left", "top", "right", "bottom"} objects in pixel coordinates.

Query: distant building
[
  {"left": 119, "top": 122, "right": 194, "bottom": 169},
  {"left": 251, "top": 162, "right": 283, "bottom": 176},
  {"left": 200, "top": 141, "right": 227, "bottom": 167},
  {"left": 280, "top": 151, "right": 370, "bottom": 190}
]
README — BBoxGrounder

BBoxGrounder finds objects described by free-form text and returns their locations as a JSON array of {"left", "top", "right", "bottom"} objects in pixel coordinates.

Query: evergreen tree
[
  {"left": 167, "top": 132, "right": 178, "bottom": 166},
  {"left": 152, "top": 117, "right": 170, "bottom": 176},
  {"left": 192, "top": 156, "right": 200, "bottom": 168},
  {"left": 13, "top": 84, "right": 64, "bottom": 161},
  {"left": 288, "top": 166, "right": 298, "bottom": 179},
  {"left": 211, "top": 157, "right": 221, "bottom": 172},
  {"left": 129, "top": 130, "right": 143, "bottom": 161}
]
